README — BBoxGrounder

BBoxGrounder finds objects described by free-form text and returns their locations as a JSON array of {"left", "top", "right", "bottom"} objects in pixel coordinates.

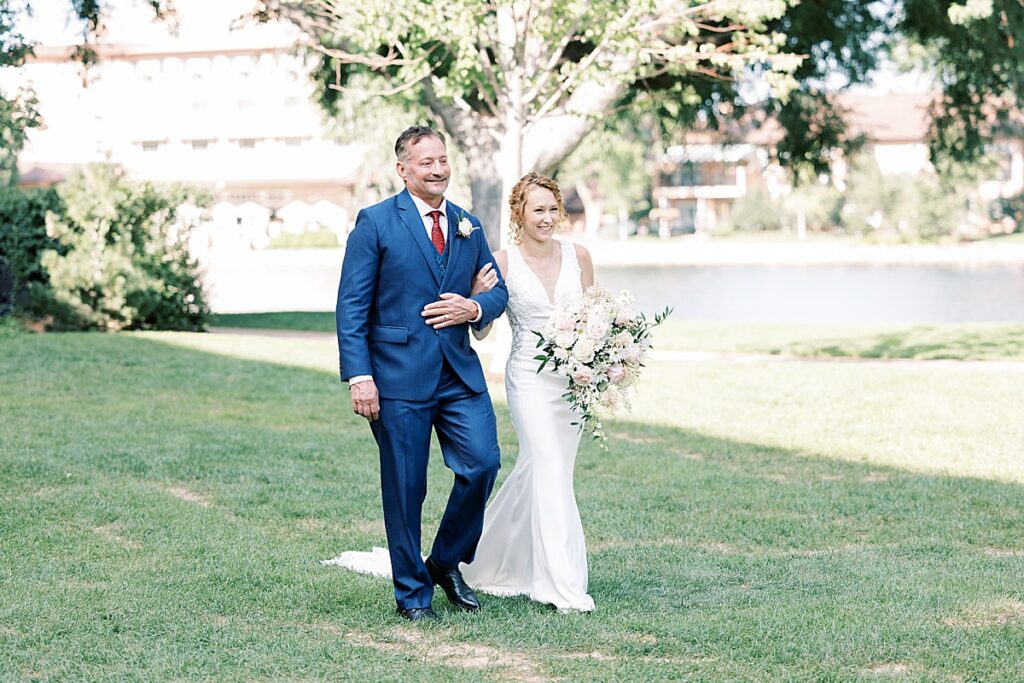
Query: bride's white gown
[{"left": 323, "top": 238, "right": 594, "bottom": 613}]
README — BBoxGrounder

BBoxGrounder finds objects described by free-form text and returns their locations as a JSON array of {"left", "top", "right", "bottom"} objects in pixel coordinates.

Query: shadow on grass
[{"left": 2, "top": 332, "right": 1023, "bottom": 681}]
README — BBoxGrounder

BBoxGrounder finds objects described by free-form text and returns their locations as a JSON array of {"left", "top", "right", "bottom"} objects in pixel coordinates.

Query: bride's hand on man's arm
[
  {"left": 470, "top": 262, "right": 499, "bottom": 339},
  {"left": 471, "top": 262, "right": 498, "bottom": 296}
]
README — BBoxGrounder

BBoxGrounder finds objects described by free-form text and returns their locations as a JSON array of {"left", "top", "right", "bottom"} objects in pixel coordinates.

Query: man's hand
[
  {"left": 350, "top": 379, "right": 380, "bottom": 421},
  {"left": 422, "top": 293, "right": 480, "bottom": 329}
]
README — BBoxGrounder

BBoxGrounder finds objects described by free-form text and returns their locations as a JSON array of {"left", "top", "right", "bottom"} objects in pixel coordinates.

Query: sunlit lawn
[
  {"left": 212, "top": 312, "right": 1024, "bottom": 362},
  {"left": 2, "top": 329, "right": 1023, "bottom": 681}
]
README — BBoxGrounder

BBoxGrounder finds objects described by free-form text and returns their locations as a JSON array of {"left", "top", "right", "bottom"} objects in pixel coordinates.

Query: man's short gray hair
[{"left": 395, "top": 125, "right": 446, "bottom": 162}]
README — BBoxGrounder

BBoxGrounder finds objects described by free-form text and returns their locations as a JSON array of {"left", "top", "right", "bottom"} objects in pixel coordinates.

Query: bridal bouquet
[{"left": 534, "top": 285, "right": 671, "bottom": 447}]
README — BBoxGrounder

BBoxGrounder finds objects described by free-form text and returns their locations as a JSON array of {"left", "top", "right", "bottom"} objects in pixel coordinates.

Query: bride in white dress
[
  {"left": 460, "top": 172, "right": 596, "bottom": 613},
  {"left": 324, "top": 172, "right": 596, "bottom": 613}
]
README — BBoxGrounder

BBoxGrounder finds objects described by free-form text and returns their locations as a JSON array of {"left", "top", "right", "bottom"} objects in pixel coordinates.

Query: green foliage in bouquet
[
  {"left": 39, "top": 165, "right": 210, "bottom": 331},
  {"left": 533, "top": 284, "right": 671, "bottom": 447}
]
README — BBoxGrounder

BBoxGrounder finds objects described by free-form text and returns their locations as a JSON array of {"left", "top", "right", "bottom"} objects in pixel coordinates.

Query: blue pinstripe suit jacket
[{"left": 335, "top": 189, "right": 509, "bottom": 401}]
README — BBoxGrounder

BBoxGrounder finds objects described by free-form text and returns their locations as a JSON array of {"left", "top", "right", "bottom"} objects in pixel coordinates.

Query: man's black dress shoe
[
  {"left": 397, "top": 606, "right": 439, "bottom": 622},
  {"left": 425, "top": 556, "right": 480, "bottom": 611}
]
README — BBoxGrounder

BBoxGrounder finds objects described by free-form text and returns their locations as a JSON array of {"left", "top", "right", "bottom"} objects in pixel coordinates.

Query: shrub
[
  {"left": 0, "top": 185, "right": 64, "bottom": 315},
  {"left": 40, "top": 164, "right": 210, "bottom": 331},
  {"left": 722, "top": 187, "right": 783, "bottom": 232}
]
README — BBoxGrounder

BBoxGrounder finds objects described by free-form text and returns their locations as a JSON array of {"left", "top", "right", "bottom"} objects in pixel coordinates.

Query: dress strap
[{"left": 559, "top": 239, "right": 581, "bottom": 280}]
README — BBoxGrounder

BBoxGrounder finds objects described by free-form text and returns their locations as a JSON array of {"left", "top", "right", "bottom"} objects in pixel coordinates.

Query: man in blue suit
[{"left": 336, "top": 126, "right": 509, "bottom": 622}]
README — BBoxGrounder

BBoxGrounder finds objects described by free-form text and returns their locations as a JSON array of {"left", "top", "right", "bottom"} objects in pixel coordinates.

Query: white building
[
  {"left": 653, "top": 92, "right": 1024, "bottom": 236},
  {"left": 0, "top": 0, "right": 361, "bottom": 245}
]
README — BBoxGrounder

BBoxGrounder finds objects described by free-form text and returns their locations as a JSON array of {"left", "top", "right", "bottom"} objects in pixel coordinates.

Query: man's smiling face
[{"left": 397, "top": 135, "right": 450, "bottom": 205}]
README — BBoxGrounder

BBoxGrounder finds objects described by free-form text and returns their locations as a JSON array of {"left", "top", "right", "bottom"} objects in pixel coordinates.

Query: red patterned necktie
[{"left": 428, "top": 210, "right": 445, "bottom": 254}]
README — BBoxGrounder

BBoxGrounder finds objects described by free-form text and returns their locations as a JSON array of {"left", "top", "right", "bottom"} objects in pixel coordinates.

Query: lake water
[
  {"left": 203, "top": 253, "right": 1024, "bottom": 323},
  {"left": 599, "top": 263, "right": 1024, "bottom": 323}
]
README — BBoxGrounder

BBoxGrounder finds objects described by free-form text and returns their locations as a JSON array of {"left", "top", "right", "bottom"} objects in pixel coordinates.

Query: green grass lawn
[
  {"left": 652, "top": 321, "right": 1024, "bottom": 361},
  {"left": 211, "top": 312, "right": 1024, "bottom": 361},
  {"left": 2, "top": 330, "right": 1023, "bottom": 681},
  {"left": 211, "top": 311, "right": 338, "bottom": 333}
]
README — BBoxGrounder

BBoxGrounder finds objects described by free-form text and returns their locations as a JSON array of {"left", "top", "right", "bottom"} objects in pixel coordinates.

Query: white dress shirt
[
  {"left": 409, "top": 193, "right": 450, "bottom": 246},
  {"left": 349, "top": 194, "right": 481, "bottom": 386}
]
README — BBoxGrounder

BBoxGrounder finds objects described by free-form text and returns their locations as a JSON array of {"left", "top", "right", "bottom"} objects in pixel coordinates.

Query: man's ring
[{"left": 443, "top": 314, "right": 448, "bottom": 322}]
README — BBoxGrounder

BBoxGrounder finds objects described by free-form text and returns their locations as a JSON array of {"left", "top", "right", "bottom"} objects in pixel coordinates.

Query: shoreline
[
  {"left": 577, "top": 237, "right": 1024, "bottom": 267},
  {"left": 197, "top": 238, "right": 1024, "bottom": 268}
]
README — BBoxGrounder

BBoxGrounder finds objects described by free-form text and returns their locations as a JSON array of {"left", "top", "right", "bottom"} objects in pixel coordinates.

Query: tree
[
  {"left": 897, "top": 0, "right": 1024, "bottom": 173},
  {"left": 254, "top": 0, "right": 803, "bottom": 243},
  {"left": 256, "top": 0, "right": 1024, "bottom": 242}
]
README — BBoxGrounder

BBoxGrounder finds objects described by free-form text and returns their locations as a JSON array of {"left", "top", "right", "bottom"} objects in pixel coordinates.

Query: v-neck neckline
[{"left": 517, "top": 240, "right": 563, "bottom": 306}]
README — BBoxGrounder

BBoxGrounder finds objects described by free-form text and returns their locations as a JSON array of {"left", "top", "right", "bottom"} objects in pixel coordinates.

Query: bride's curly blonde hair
[{"left": 508, "top": 172, "right": 567, "bottom": 245}]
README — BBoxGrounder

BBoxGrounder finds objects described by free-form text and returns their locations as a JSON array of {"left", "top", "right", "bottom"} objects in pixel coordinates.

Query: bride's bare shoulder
[{"left": 572, "top": 243, "right": 593, "bottom": 267}]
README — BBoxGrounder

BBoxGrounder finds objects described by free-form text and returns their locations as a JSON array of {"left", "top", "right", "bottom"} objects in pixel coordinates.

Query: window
[
  {"left": 186, "top": 57, "right": 210, "bottom": 79},
  {"left": 191, "top": 100, "right": 206, "bottom": 111},
  {"left": 282, "top": 137, "right": 304, "bottom": 147},
  {"left": 237, "top": 139, "right": 257, "bottom": 150},
  {"left": 141, "top": 140, "right": 162, "bottom": 152},
  {"left": 238, "top": 99, "right": 255, "bottom": 110},
  {"left": 190, "top": 140, "right": 211, "bottom": 151},
  {"left": 673, "top": 204, "right": 696, "bottom": 235},
  {"left": 284, "top": 97, "right": 301, "bottom": 108}
]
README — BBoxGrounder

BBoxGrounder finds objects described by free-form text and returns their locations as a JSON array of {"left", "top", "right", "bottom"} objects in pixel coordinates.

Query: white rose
[
  {"left": 572, "top": 336, "right": 596, "bottom": 363},
  {"left": 612, "top": 331, "right": 633, "bottom": 348},
  {"left": 555, "top": 331, "right": 576, "bottom": 349},
  {"left": 553, "top": 347, "right": 569, "bottom": 361},
  {"left": 457, "top": 217, "right": 477, "bottom": 238}
]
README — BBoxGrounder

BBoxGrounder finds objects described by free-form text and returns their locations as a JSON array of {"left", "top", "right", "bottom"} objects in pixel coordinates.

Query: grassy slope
[{"left": 1, "top": 331, "right": 1022, "bottom": 681}]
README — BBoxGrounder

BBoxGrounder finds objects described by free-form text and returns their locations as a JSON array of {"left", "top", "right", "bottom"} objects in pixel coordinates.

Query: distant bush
[
  {"left": 991, "top": 193, "right": 1024, "bottom": 233},
  {"left": 783, "top": 183, "right": 842, "bottom": 232},
  {"left": 0, "top": 185, "right": 64, "bottom": 316},
  {"left": 39, "top": 165, "right": 210, "bottom": 331},
  {"left": 838, "top": 154, "right": 971, "bottom": 242},
  {"left": 721, "top": 188, "right": 782, "bottom": 232}
]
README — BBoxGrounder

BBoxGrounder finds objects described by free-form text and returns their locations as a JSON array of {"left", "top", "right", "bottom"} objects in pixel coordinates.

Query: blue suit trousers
[{"left": 370, "top": 358, "right": 501, "bottom": 609}]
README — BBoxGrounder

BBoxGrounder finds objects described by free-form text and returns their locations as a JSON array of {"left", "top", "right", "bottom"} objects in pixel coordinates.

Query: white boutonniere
[{"left": 456, "top": 213, "right": 478, "bottom": 238}]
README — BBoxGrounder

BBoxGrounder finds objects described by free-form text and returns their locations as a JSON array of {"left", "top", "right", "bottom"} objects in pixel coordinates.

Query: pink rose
[
  {"left": 586, "top": 318, "right": 611, "bottom": 340},
  {"left": 623, "top": 344, "right": 643, "bottom": 366},
  {"left": 572, "top": 366, "right": 595, "bottom": 386},
  {"left": 607, "top": 365, "right": 626, "bottom": 384},
  {"left": 615, "top": 307, "right": 637, "bottom": 325},
  {"left": 554, "top": 313, "right": 575, "bottom": 332}
]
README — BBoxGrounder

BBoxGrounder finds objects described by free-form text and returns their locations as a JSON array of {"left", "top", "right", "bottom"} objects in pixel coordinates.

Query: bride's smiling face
[{"left": 521, "top": 185, "right": 561, "bottom": 244}]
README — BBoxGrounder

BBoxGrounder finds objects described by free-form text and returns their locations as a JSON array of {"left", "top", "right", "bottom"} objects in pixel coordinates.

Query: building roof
[
  {"left": 666, "top": 144, "right": 754, "bottom": 163},
  {"left": 836, "top": 91, "right": 936, "bottom": 143}
]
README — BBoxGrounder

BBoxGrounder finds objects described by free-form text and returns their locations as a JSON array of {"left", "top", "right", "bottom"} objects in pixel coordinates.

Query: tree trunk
[
  {"left": 465, "top": 141, "right": 504, "bottom": 248},
  {"left": 574, "top": 180, "right": 603, "bottom": 237}
]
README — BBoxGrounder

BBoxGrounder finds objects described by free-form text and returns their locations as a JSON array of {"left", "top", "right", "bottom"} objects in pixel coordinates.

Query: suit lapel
[
  {"left": 396, "top": 189, "right": 441, "bottom": 286},
  {"left": 441, "top": 200, "right": 465, "bottom": 290}
]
